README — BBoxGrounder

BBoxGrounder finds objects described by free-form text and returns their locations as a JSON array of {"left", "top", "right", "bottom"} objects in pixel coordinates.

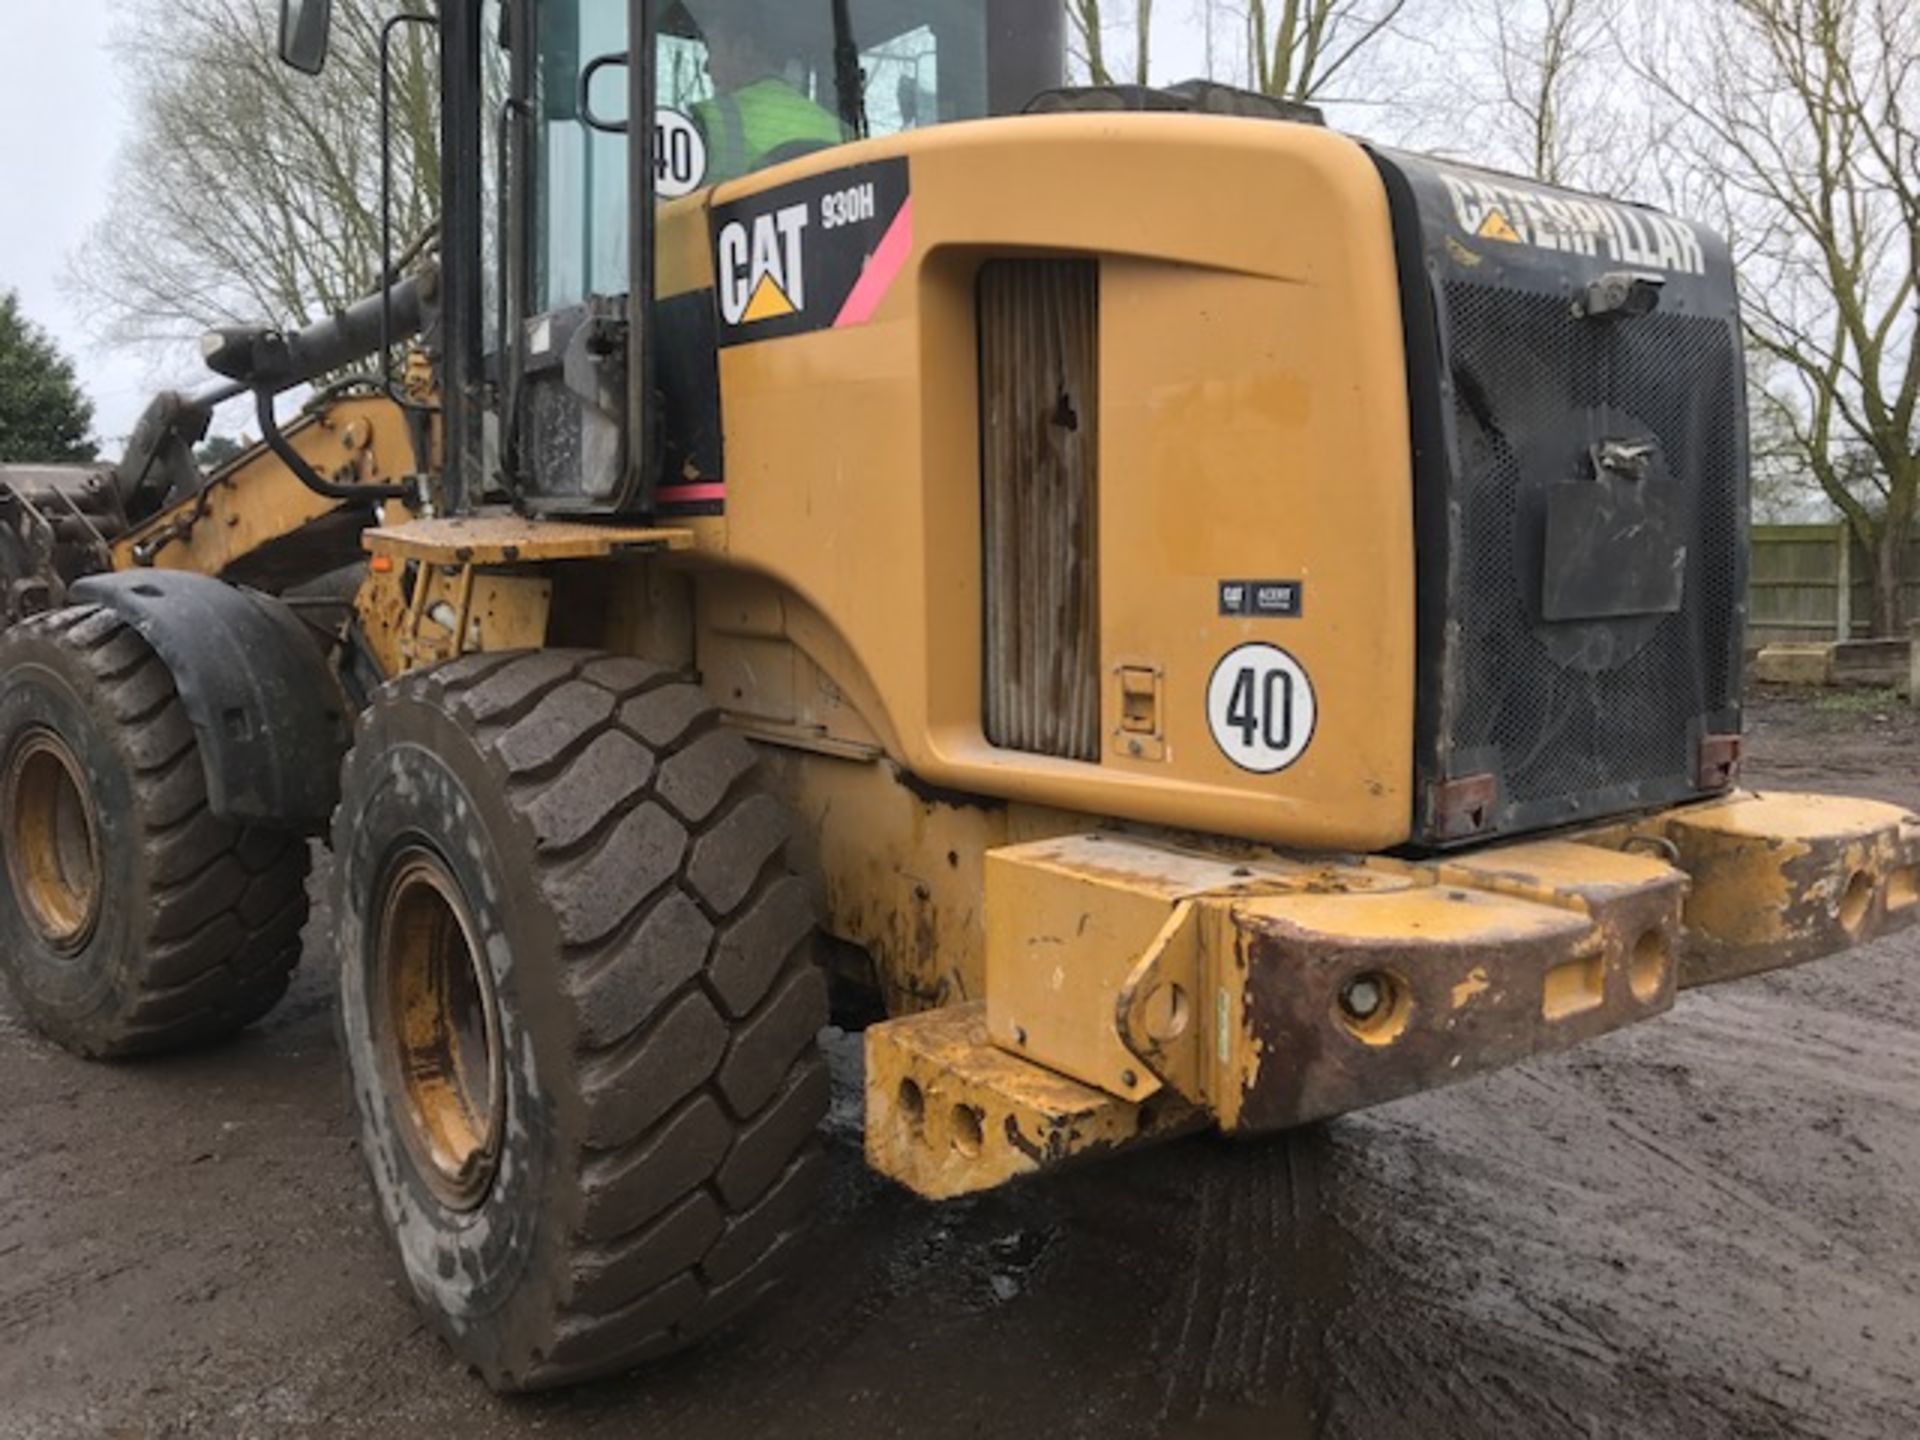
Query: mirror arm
[{"left": 380, "top": 11, "right": 442, "bottom": 413}]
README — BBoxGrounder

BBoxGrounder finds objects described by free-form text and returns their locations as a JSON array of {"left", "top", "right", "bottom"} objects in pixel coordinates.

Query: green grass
[{"left": 1812, "top": 686, "right": 1907, "bottom": 715}]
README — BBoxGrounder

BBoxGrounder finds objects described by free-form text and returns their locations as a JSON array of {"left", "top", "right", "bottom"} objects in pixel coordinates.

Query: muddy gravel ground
[{"left": 3, "top": 687, "right": 1918, "bottom": 1439}]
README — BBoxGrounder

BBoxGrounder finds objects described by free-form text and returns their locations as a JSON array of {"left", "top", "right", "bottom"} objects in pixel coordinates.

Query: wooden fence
[{"left": 1748, "top": 523, "right": 1920, "bottom": 648}]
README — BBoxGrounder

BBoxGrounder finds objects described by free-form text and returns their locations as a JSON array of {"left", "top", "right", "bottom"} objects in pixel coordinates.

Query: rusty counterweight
[{"left": 867, "top": 790, "right": 1920, "bottom": 1199}]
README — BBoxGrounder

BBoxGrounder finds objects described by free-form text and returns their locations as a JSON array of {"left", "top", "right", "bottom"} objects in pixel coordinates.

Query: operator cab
[{"left": 278, "top": 0, "right": 1064, "bottom": 516}]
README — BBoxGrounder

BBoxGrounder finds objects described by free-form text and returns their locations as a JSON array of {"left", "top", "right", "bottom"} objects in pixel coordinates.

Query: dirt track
[{"left": 3, "top": 688, "right": 1918, "bottom": 1438}]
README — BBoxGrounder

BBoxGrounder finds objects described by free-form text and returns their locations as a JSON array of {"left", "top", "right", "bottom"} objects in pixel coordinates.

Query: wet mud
[{"left": 2, "top": 688, "right": 1917, "bottom": 1437}]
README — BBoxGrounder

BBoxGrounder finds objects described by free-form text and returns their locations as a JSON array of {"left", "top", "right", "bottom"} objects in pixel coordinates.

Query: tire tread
[
  {"left": 341, "top": 652, "right": 826, "bottom": 1391},
  {"left": 0, "top": 607, "right": 309, "bottom": 1058}
]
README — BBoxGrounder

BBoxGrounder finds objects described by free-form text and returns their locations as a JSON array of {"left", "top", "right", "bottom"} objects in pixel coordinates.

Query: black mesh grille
[{"left": 1441, "top": 282, "right": 1743, "bottom": 820}]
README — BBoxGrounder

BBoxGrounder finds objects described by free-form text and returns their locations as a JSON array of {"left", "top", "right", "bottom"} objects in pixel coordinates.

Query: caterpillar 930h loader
[{"left": 2, "top": 0, "right": 1915, "bottom": 1392}]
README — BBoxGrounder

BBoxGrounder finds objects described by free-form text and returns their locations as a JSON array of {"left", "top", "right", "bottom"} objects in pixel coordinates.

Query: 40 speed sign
[{"left": 1206, "top": 643, "right": 1318, "bottom": 774}]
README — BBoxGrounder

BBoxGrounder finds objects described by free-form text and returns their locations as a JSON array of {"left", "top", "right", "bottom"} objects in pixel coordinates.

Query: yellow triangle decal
[
  {"left": 742, "top": 274, "right": 797, "bottom": 323},
  {"left": 1478, "top": 209, "right": 1522, "bottom": 243}
]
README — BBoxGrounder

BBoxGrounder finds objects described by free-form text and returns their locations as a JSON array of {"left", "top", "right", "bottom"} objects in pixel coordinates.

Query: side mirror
[{"left": 279, "top": 0, "right": 334, "bottom": 75}]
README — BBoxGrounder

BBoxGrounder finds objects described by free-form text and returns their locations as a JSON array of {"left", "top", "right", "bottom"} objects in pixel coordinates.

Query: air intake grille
[
  {"left": 980, "top": 259, "right": 1101, "bottom": 762},
  {"left": 1442, "top": 282, "right": 1744, "bottom": 822}
]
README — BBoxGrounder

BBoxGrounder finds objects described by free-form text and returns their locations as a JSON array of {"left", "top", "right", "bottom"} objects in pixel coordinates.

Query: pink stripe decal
[
  {"left": 833, "top": 199, "right": 915, "bottom": 329},
  {"left": 656, "top": 482, "right": 728, "bottom": 505}
]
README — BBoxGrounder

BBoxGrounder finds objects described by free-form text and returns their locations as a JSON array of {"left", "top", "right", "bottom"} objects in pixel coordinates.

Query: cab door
[{"left": 501, "top": 0, "right": 642, "bottom": 513}]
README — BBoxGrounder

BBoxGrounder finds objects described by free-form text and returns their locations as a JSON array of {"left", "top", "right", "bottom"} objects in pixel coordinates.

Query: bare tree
[
  {"left": 1372, "top": 0, "right": 1655, "bottom": 197},
  {"left": 1066, "top": 1, "right": 1110, "bottom": 82},
  {"left": 71, "top": 0, "right": 440, "bottom": 351},
  {"left": 1641, "top": 0, "right": 1918, "bottom": 634},
  {"left": 1492, "top": 0, "right": 1593, "bottom": 183},
  {"left": 1240, "top": 0, "right": 1411, "bottom": 101},
  {"left": 1466, "top": 0, "right": 1647, "bottom": 189},
  {"left": 1071, "top": 0, "right": 1413, "bottom": 105},
  {"left": 1068, "top": 0, "right": 1155, "bottom": 85}
]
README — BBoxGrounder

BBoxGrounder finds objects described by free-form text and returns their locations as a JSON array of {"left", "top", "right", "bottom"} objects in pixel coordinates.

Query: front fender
[{"left": 70, "top": 571, "right": 349, "bottom": 830}]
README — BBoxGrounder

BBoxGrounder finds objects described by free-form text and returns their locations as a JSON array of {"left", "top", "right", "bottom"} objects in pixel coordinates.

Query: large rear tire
[
  {"left": 0, "top": 605, "right": 310, "bottom": 1058},
  {"left": 331, "top": 651, "right": 829, "bottom": 1391}
]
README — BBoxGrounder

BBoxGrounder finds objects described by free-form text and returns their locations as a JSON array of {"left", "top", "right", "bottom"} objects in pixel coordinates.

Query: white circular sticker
[
  {"left": 1206, "top": 644, "right": 1317, "bottom": 774},
  {"left": 654, "top": 108, "right": 708, "bottom": 199}
]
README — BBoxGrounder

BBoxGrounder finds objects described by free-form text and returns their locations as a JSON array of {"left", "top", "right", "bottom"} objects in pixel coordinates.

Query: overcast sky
[
  {"left": 0, "top": 3, "right": 1251, "bottom": 454},
  {"left": 0, "top": 1, "right": 171, "bottom": 449}
]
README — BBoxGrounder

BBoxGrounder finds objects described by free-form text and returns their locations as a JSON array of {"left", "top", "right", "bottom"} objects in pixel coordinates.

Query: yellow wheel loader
[{"left": 1, "top": 0, "right": 1914, "bottom": 1393}]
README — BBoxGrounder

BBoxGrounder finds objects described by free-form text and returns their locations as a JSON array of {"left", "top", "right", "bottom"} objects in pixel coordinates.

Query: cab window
[{"left": 534, "top": 0, "right": 993, "bottom": 314}]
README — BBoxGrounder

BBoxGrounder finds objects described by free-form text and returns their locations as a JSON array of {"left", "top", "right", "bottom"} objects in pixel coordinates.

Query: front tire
[
  {"left": 0, "top": 605, "right": 310, "bottom": 1058},
  {"left": 332, "top": 652, "right": 829, "bottom": 1391}
]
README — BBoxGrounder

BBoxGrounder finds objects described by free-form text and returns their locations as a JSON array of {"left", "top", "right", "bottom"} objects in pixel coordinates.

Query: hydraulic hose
[{"left": 254, "top": 388, "right": 413, "bottom": 504}]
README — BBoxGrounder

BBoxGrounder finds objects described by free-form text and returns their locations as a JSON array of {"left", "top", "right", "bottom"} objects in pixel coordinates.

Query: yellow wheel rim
[
  {"left": 4, "top": 731, "right": 103, "bottom": 953},
  {"left": 375, "top": 848, "right": 504, "bottom": 1211}
]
